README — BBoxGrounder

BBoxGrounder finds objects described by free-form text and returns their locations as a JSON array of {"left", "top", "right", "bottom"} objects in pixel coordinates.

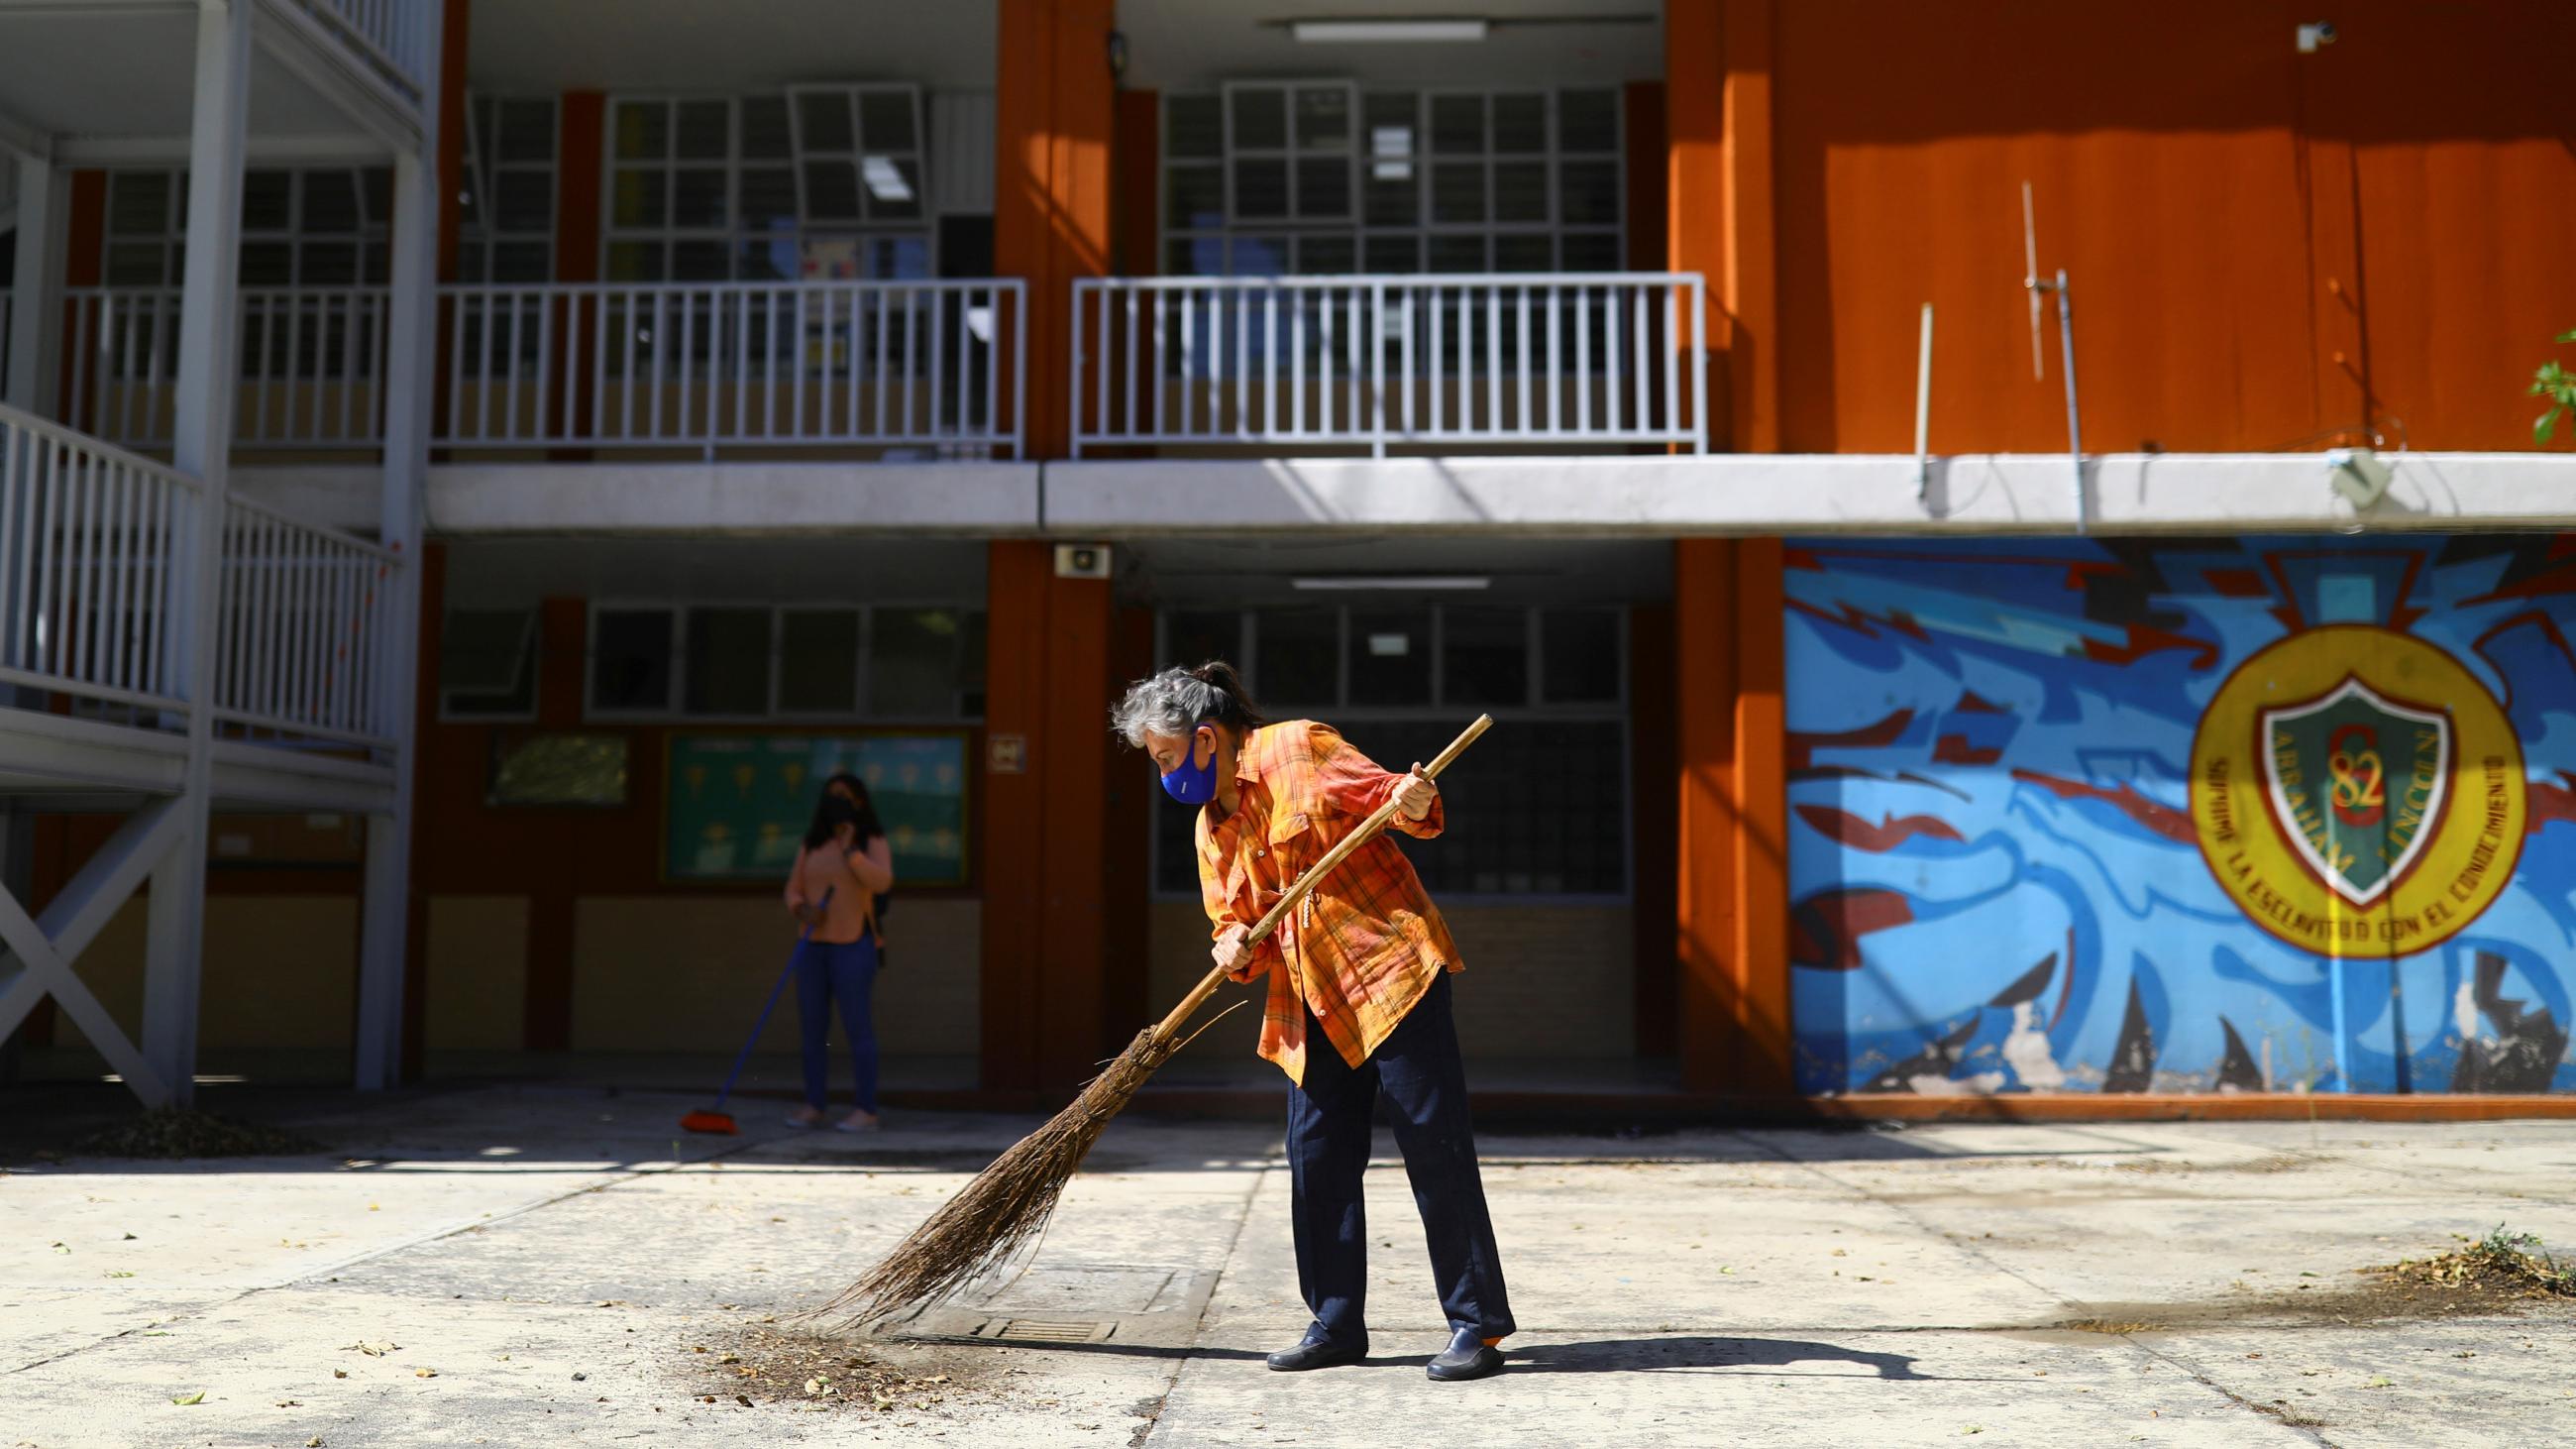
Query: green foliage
[{"left": 2532, "top": 328, "right": 2576, "bottom": 446}]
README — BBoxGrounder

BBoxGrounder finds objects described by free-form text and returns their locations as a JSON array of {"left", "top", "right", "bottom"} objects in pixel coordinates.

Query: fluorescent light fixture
[
  {"left": 861, "top": 156, "right": 913, "bottom": 203},
  {"left": 1371, "top": 125, "right": 1415, "bottom": 181},
  {"left": 1292, "top": 575, "right": 1491, "bottom": 592},
  {"left": 1367, "top": 632, "right": 1413, "bottom": 657},
  {"left": 1292, "top": 19, "right": 1490, "bottom": 44}
]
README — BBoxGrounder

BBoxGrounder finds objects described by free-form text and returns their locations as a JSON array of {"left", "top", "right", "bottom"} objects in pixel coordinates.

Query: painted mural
[{"left": 1783, "top": 536, "right": 2575, "bottom": 1096}]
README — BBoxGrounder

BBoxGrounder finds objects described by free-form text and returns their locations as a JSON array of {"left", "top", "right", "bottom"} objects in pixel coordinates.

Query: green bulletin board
[{"left": 665, "top": 733, "right": 970, "bottom": 886}]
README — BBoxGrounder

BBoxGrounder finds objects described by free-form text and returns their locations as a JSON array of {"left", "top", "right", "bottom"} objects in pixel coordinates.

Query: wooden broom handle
[{"left": 1150, "top": 714, "right": 1493, "bottom": 1044}]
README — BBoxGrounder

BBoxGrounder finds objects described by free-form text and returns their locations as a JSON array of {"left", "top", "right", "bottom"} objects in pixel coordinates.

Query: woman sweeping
[
  {"left": 1112, "top": 662, "right": 1515, "bottom": 1383},
  {"left": 782, "top": 776, "right": 895, "bottom": 1131}
]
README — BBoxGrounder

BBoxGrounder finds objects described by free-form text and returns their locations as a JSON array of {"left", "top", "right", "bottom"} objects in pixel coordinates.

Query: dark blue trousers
[
  {"left": 793, "top": 935, "right": 879, "bottom": 1113},
  {"left": 1286, "top": 972, "right": 1515, "bottom": 1351}
]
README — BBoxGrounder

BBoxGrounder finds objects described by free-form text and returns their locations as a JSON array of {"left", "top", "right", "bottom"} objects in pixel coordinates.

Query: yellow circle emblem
[{"left": 2191, "top": 625, "right": 2522, "bottom": 957}]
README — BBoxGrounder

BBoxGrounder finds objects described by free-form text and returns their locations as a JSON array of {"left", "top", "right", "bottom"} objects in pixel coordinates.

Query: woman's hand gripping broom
[{"left": 811, "top": 714, "right": 1494, "bottom": 1329}]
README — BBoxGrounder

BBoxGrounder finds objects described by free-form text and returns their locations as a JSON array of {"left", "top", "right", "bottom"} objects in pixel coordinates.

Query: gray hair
[{"left": 1110, "top": 663, "right": 1262, "bottom": 746}]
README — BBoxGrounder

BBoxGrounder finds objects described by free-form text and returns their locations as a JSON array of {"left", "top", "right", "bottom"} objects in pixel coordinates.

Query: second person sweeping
[{"left": 1112, "top": 661, "right": 1516, "bottom": 1383}]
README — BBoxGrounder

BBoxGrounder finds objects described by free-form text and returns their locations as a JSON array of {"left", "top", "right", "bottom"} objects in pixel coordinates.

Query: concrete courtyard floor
[{"left": 3, "top": 1083, "right": 2573, "bottom": 1448}]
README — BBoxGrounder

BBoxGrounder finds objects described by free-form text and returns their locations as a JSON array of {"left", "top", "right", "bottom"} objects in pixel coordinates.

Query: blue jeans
[
  {"left": 1286, "top": 973, "right": 1515, "bottom": 1351},
  {"left": 793, "top": 935, "right": 879, "bottom": 1113}
]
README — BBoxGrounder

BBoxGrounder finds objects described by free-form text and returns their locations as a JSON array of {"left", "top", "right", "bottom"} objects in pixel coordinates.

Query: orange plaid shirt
[{"left": 1194, "top": 720, "right": 1461, "bottom": 1086}]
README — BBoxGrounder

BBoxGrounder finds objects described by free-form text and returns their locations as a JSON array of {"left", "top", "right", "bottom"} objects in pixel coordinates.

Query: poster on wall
[
  {"left": 665, "top": 733, "right": 970, "bottom": 887},
  {"left": 1782, "top": 536, "right": 2571, "bottom": 1097}
]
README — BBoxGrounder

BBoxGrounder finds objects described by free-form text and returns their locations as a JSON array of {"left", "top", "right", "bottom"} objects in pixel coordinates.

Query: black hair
[
  {"left": 1185, "top": 659, "right": 1268, "bottom": 733},
  {"left": 807, "top": 772, "right": 885, "bottom": 849}
]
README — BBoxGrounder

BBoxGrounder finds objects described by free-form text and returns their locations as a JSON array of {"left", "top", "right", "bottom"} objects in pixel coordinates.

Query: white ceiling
[
  {"left": 0, "top": 8, "right": 369, "bottom": 146},
  {"left": 468, "top": 0, "right": 1000, "bottom": 94},
  {"left": 1116, "top": 0, "right": 1664, "bottom": 91},
  {"left": 442, "top": 536, "right": 993, "bottom": 609},
  {"left": 1116, "top": 535, "right": 1672, "bottom": 606}
]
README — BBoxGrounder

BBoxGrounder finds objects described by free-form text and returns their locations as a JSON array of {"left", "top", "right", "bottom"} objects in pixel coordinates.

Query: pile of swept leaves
[
  {"left": 686, "top": 1321, "right": 967, "bottom": 1416},
  {"left": 72, "top": 1108, "right": 324, "bottom": 1160},
  {"left": 2379, "top": 1227, "right": 2576, "bottom": 1300}
]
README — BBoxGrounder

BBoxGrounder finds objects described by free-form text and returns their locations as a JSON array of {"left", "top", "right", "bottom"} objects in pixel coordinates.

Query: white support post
[
  {"left": 5, "top": 151, "right": 66, "bottom": 414},
  {"left": 142, "top": 0, "right": 254, "bottom": 1106},
  {"left": 353, "top": 1, "right": 443, "bottom": 1091}
]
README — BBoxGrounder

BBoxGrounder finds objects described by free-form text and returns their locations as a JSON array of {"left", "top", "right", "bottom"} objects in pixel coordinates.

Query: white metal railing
[
  {"left": 62, "top": 286, "right": 393, "bottom": 451},
  {"left": 214, "top": 494, "right": 399, "bottom": 747},
  {"left": 1071, "top": 273, "right": 1709, "bottom": 458},
  {"left": 299, "top": 0, "right": 432, "bottom": 98},
  {"left": 435, "top": 279, "right": 1026, "bottom": 456},
  {"left": 0, "top": 402, "right": 200, "bottom": 714}
]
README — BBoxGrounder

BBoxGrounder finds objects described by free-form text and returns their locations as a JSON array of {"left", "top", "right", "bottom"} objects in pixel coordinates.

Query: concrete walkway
[{"left": 3, "top": 1083, "right": 2571, "bottom": 1447}]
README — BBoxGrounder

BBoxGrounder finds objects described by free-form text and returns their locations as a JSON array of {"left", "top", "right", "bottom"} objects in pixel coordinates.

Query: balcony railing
[
  {"left": 295, "top": 0, "right": 432, "bottom": 99},
  {"left": 1070, "top": 273, "right": 1709, "bottom": 458},
  {"left": 0, "top": 401, "right": 400, "bottom": 749},
  {"left": 437, "top": 279, "right": 1025, "bottom": 456},
  {"left": 62, "top": 286, "right": 392, "bottom": 452},
  {"left": 214, "top": 494, "right": 399, "bottom": 748},
  {"left": 0, "top": 404, "right": 198, "bottom": 714}
]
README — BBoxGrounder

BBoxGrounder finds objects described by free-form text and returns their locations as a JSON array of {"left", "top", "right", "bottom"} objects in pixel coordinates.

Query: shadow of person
[{"left": 1496, "top": 1336, "right": 1925, "bottom": 1380}]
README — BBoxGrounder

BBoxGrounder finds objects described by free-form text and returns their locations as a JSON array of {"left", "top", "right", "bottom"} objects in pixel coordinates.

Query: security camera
[{"left": 2297, "top": 21, "right": 2337, "bottom": 53}]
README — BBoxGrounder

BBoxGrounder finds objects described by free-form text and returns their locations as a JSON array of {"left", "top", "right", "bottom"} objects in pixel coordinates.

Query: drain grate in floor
[{"left": 976, "top": 1316, "right": 1118, "bottom": 1344}]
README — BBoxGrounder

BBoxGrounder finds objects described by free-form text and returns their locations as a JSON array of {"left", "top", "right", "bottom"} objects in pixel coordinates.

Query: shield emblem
[{"left": 2261, "top": 676, "right": 2450, "bottom": 906}]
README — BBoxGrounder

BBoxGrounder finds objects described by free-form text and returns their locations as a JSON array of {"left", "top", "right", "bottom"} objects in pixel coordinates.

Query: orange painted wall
[
  {"left": 996, "top": 0, "right": 1115, "bottom": 459},
  {"left": 1708, "top": 0, "right": 2576, "bottom": 455}
]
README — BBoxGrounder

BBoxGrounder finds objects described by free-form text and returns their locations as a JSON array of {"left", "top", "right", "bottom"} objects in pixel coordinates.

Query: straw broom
[{"left": 811, "top": 713, "right": 1494, "bottom": 1329}]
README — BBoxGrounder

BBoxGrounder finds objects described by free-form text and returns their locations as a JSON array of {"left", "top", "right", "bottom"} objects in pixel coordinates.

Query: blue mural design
[{"left": 1784, "top": 535, "right": 2576, "bottom": 1095}]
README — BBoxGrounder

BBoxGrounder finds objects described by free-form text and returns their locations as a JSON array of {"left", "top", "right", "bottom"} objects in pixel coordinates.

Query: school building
[{"left": 1, "top": 1, "right": 2572, "bottom": 1114}]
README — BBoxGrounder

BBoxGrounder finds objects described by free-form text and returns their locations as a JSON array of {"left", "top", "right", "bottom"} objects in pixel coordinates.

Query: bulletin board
[{"left": 663, "top": 732, "right": 970, "bottom": 887}]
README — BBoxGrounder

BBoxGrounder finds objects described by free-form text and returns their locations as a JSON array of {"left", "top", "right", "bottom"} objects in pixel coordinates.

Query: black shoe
[
  {"left": 1266, "top": 1331, "right": 1366, "bottom": 1372},
  {"left": 1426, "top": 1326, "right": 1505, "bottom": 1383}
]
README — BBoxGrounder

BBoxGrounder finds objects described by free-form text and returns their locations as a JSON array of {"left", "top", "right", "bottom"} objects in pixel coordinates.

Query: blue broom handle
[{"left": 713, "top": 888, "right": 831, "bottom": 1112}]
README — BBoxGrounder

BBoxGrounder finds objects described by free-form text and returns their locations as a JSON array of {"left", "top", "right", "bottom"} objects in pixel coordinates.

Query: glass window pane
[
  {"left": 740, "top": 96, "right": 792, "bottom": 160},
  {"left": 1350, "top": 608, "right": 1432, "bottom": 708},
  {"left": 242, "top": 169, "right": 293, "bottom": 231},
  {"left": 362, "top": 167, "right": 392, "bottom": 224},
  {"left": 1431, "top": 162, "right": 1485, "bottom": 224},
  {"left": 108, "top": 172, "right": 173, "bottom": 236},
  {"left": 1558, "top": 88, "right": 1618, "bottom": 153},
  {"left": 1166, "top": 94, "right": 1222, "bottom": 159},
  {"left": 870, "top": 609, "right": 963, "bottom": 717},
  {"left": 778, "top": 610, "right": 861, "bottom": 714},
  {"left": 238, "top": 242, "right": 294, "bottom": 285},
  {"left": 106, "top": 242, "right": 168, "bottom": 286},
  {"left": 605, "top": 240, "right": 664, "bottom": 281},
  {"left": 1495, "top": 233, "right": 1554, "bottom": 273},
  {"left": 1432, "top": 236, "right": 1494, "bottom": 272},
  {"left": 611, "top": 167, "right": 667, "bottom": 228},
  {"left": 1230, "top": 87, "right": 1287, "bottom": 150},
  {"left": 1363, "top": 91, "right": 1418, "bottom": 134},
  {"left": 1295, "top": 87, "right": 1349, "bottom": 151},
  {"left": 673, "top": 167, "right": 729, "bottom": 228},
  {"left": 862, "top": 157, "right": 923, "bottom": 220},
  {"left": 675, "top": 99, "right": 731, "bottom": 160},
  {"left": 1560, "top": 231, "right": 1619, "bottom": 271},
  {"left": 493, "top": 240, "right": 552, "bottom": 282},
  {"left": 1542, "top": 609, "right": 1620, "bottom": 703},
  {"left": 1166, "top": 164, "right": 1224, "bottom": 231},
  {"left": 672, "top": 239, "right": 732, "bottom": 279},
  {"left": 1495, "top": 160, "right": 1549, "bottom": 223},
  {"left": 1163, "top": 610, "right": 1241, "bottom": 670},
  {"left": 859, "top": 89, "right": 917, "bottom": 152},
  {"left": 798, "top": 91, "right": 855, "bottom": 153},
  {"left": 296, "top": 241, "right": 359, "bottom": 284},
  {"left": 495, "top": 169, "right": 553, "bottom": 231},
  {"left": 442, "top": 608, "right": 536, "bottom": 715},
  {"left": 591, "top": 609, "right": 674, "bottom": 712},
  {"left": 498, "top": 98, "right": 557, "bottom": 162},
  {"left": 805, "top": 160, "right": 862, "bottom": 221},
  {"left": 612, "top": 100, "right": 669, "bottom": 162},
  {"left": 1296, "top": 235, "right": 1354, "bottom": 275},
  {"left": 685, "top": 608, "right": 773, "bottom": 715},
  {"left": 1365, "top": 170, "right": 1418, "bottom": 226},
  {"left": 1559, "top": 159, "right": 1619, "bottom": 226},
  {"left": 956, "top": 611, "right": 986, "bottom": 717},
  {"left": 1430, "top": 94, "right": 1484, "bottom": 155},
  {"left": 1363, "top": 234, "right": 1421, "bottom": 273},
  {"left": 1295, "top": 157, "right": 1349, "bottom": 218},
  {"left": 1227, "top": 236, "right": 1289, "bottom": 277},
  {"left": 1254, "top": 608, "right": 1337, "bottom": 707},
  {"left": 1234, "top": 158, "right": 1288, "bottom": 220},
  {"left": 1443, "top": 607, "right": 1528, "bottom": 706},
  {"left": 740, "top": 167, "right": 797, "bottom": 232},
  {"left": 1493, "top": 94, "right": 1547, "bottom": 154}
]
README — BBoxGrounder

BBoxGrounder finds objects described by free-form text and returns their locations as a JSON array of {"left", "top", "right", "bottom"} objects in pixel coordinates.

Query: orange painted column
[
  {"left": 995, "top": 0, "right": 1115, "bottom": 458},
  {"left": 1730, "top": 538, "right": 1791, "bottom": 1094},
  {"left": 980, "top": 542, "right": 1121, "bottom": 1095},
  {"left": 1666, "top": 0, "right": 1778, "bottom": 452}
]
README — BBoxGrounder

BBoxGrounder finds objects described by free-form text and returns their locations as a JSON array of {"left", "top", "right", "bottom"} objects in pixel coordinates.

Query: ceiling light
[
  {"left": 1291, "top": 575, "right": 1491, "bottom": 592},
  {"left": 1291, "top": 19, "right": 1490, "bottom": 44},
  {"left": 861, "top": 156, "right": 913, "bottom": 203}
]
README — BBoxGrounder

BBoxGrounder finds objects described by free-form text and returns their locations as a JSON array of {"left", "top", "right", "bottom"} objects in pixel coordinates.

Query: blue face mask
[{"left": 1159, "top": 725, "right": 1220, "bottom": 806}]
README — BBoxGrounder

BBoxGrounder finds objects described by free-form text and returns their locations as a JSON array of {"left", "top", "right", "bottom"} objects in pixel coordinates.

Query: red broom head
[{"left": 679, "top": 1109, "right": 738, "bottom": 1136}]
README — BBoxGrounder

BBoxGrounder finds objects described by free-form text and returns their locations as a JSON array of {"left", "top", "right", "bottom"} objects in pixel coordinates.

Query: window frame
[
  {"left": 1144, "top": 602, "right": 1632, "bottom": 903},
  {"left": 459, "top": 92, "right": 561, "bottom": 284},
  {"left": 584, "top": 600, "right": 985, "bottom": 724},
  {"left": 435, "top": 605, "right": 542, "bottom": 724}
]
